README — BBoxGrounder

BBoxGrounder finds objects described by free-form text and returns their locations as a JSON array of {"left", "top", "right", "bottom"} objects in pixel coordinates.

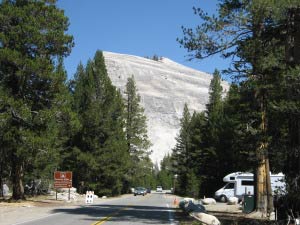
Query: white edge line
[{"left": 167, "top": 203, "right": 176, "bottom": 225}]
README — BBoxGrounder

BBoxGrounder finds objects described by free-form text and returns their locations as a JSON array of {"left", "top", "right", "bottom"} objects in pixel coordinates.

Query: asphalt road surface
[{"left": 15, "top": 192, "right": 178, "bottom": 225}]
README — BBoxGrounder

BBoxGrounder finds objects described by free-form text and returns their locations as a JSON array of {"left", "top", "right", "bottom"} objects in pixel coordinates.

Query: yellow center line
[
  {"left": 92, "top": 215, "right": 112, "bottom": 225},
  {"left": 91, "top": 205, "right": 132, "bottom": 225},
  {"left": 91, "top": 194, "right": 150, "bottom": 225}
]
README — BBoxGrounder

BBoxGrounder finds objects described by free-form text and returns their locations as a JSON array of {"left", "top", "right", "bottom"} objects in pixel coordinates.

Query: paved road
[{"left": 15, "top": 192, "right": 178, "bottom": 225}]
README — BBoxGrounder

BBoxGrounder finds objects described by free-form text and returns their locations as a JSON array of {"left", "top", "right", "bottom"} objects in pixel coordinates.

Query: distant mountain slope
[{"left": 103, "top": 51, "right": 229, "bottom": 164}]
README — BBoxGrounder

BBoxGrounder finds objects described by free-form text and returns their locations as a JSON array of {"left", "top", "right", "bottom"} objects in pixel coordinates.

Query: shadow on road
[{"left": 52, "top": 204, "right": 176, "bottom": 224}]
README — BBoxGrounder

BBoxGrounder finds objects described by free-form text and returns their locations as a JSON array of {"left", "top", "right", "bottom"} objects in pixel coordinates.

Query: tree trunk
[
  {"left": 265, "top": 157, "right": 273, "bottom": 214},
  {"left": 252, "top": 17, "right": 273, "bottom": 215},
  {"left": 255, "top": 145, "right": 270, "bottom": 215},
  {"left": 11, "top": 155, "right": 25, "bottom": 200},
  {"left": 255, "top": 94, "right": 273, "bottom": 216}
]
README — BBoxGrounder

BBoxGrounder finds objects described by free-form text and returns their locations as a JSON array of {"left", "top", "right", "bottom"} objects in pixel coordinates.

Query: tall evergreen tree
[
  {"left": 0, "top": 0, "right": 73, "bottom": 200},
  {"left": 189, "top": 111, "right": 207, "bottom": 197},
  {"left": 124, "top": 75, "right": 152, "bottom": 187},
  {"left": 206, "top": 70, "right": 223, "bottom": 121},
  {"left": 171, "top": 104, "right": 192, "bottom": 195},
  {"left": 221, "top": 84, "right": 253, "bottom": 172},
  {"left": 157, "top": 154, "right": 173, "bottom": 190},
  {"left": 177, "top": 0, "right": 300, "bottom": 214},
  {"left": 190, "top": 70, "right": 225, "bottom": 197},
  {"left": 205, "top": 69, "right": 224, "bottom": 185},
  {"left": 71, "top": 51, "right": 129, "bottom": 196}
]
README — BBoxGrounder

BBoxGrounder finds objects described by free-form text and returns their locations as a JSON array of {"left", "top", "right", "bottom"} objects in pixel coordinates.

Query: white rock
[
  {"left": 102, "top": 196, "right": 107, "bottom": 199},
  {"left": 183, "top": 197, "right": 195, "bottom": 203},
  {"left": 202, "top": 198, "right": 217, "bottom": 205},
  {"left": 193, "top": 212, "right": 220, "bottom": 225},
  {"left": 104, "top": 52, "right": 229, "bottom": 163},
  {"left": 3, "top": 184, "right": 9, "bottom": 196},
  {"left": 269, "top": 212, "right": 276, "bottom": 220},
  {"left": 227, "top": 197, "right": 239, "bottom": 205}
]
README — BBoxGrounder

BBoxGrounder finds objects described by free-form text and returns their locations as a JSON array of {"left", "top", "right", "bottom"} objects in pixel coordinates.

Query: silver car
[{"left": 134, "top": 187, "right": 146, "bottom": 196}]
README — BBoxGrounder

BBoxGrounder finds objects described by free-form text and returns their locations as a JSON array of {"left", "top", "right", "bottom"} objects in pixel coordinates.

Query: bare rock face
[{"left": 103, "top": 51, "right": 229, "bottom": 164}]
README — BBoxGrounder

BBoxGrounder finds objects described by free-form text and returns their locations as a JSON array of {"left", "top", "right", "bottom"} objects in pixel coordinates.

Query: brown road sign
[{"left": 54, "top": 171, "right": 72, "bottom": 188}]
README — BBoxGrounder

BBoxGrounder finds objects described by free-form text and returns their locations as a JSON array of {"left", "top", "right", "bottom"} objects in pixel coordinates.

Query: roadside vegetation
[
  {"left": 172, "top": 0, "right": 300, "bottom": 219},
  {"left": 1, "top": 0, "right": 300, "bottom": 222},
  {"left": 0, "top": 0, "right": 156, "bottom": 199}
]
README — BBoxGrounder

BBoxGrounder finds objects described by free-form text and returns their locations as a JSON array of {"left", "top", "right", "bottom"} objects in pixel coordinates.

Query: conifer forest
[{"left": 0, "top": 0, "right": 300, "bottom": 219}]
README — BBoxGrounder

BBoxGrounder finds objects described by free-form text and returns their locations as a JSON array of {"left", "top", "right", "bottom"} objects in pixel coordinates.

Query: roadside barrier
[
  {"left": 85, "top": 191, "right": 94, "bottom": 204},
  {"left": 173, "top": 197, "right": 179, "bottom": 206}
]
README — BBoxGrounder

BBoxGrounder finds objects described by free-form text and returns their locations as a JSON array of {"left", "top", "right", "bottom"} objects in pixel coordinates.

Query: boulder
[
  {"left": 227, "top": 196, "right": 239, "bottom": 205},
  {"left": 202, "top": 198, "right": 217, "bottom": 205},
  {"left": 3, "top": 184, "right": 9, "bottom": 197},
  {"left": 192, "top": 212, "right": 220, "bottom": 225}
]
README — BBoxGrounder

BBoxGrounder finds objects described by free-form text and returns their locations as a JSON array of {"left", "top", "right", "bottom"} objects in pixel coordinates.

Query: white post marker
[{"left": 85, "top": 191, "right": 94, "bottom": 204}]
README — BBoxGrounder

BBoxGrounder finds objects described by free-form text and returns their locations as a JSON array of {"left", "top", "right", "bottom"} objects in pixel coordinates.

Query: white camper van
[{"left": 214, "top": 172, "right": 285, "bottom": 202}]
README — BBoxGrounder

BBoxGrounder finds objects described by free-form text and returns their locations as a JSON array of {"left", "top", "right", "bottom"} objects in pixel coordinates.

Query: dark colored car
[
  {"left": 146, "top": 188, "right": 151, "bottom": 193},
  {"left": 134, "top": 187, "right": 146, "bottom": 196}
]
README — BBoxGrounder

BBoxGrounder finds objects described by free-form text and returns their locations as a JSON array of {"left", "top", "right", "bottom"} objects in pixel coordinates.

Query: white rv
[{"left": 214, "top": 172, "right": 285, "bottom": 202}]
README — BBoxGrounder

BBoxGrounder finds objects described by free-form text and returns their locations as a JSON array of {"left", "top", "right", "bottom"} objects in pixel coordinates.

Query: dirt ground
[{"left": 0, "top": 194, "right": 89, "bottom": 225}]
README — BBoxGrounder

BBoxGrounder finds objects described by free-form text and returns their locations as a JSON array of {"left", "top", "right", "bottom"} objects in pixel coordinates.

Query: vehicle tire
[
  {"left": 220, "top": 195, "right": 227, "bottom": 202},
  {"left": 134, "top": 194, "right": 136, "bottom": 196}
]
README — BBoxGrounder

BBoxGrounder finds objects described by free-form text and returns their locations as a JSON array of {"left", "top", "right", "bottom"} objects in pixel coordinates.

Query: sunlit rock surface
[{"left": 104, "top": 51, "right": 229, "bottom": 164}]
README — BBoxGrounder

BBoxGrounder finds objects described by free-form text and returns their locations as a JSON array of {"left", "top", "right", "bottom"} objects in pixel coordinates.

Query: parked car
[
  {"left": 146, "top": 188, "right": 151, "bottom": 193},
  {"left": 134, "top": 187, "right": 146, "bottom": 196},
  {"left": 156, "top": 186, "right": 163, "bottom": 192}
]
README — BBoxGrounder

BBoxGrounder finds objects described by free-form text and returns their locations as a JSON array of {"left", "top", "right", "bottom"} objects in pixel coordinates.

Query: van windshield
[{"left": 224, "top": 183, "right": 234, "bottom": 189}]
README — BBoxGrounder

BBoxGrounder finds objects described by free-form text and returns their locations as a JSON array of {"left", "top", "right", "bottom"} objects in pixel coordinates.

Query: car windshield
[{"left": 224, "top": 183, "right": 234, "bottom": 189}]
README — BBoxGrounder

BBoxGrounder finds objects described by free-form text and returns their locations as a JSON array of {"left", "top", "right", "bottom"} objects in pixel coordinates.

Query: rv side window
[
  {"left": 230, "top": 177, "right": 235, "bottom": 181},
  {"left": 241, "top": 180, "right": 254, "bottom": 186},
  {"left": 225, "top": 183, "right": 234, "bottom": 189}
]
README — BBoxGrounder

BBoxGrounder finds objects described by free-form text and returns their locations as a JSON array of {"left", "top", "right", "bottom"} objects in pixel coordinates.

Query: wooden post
[{"left": 68, "top": 188, "right": 70, "bottom": 201}]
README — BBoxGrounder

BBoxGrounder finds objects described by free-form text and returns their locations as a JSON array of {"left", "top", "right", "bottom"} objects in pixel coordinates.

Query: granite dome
[{"left": 103, "top": 51, "right": 229, "bottom": 164}]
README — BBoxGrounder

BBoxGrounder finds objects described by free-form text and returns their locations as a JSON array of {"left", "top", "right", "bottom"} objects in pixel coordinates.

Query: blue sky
[{"left": 58, "top": 0, "right": 231, "bottom": 80}]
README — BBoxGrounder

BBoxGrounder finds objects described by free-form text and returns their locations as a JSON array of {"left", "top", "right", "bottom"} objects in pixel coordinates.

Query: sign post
[{"left": 54, "top": 171, "right": 72, "bottom": 200}]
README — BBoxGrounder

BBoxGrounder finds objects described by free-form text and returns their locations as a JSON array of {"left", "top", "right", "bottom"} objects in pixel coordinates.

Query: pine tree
[
  {"left": 189, "top": 112, "right": 207, "bottom": 196},
  {"left": 206, "top": 69, "right": 223, "bottom": 170},
  {"left": 171, "top": 104, "right": 192, "bottom": 195},
  {"left": 71, "top": 51, "right": 129, "bottom": 196},
  {"left": 177, "top": 0, "right": 297, "bottom": 214},
  {"left": 157, "top": 155, "right": 173, "bottom": 190},
  {"left": 195, "top": 70, "right": 225, "bottom": 196},
  {"left": 274, "top": 7, "right": 300, "bottom": 213},
  {"left": 27, "top": 58, "right": 80, "bottom": 185},
  {"left": 0, "top": 0, "right": 73, "bottom": 200},
  {"left": 124, "top": 75, "right": 152, "bottom": 187}
]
